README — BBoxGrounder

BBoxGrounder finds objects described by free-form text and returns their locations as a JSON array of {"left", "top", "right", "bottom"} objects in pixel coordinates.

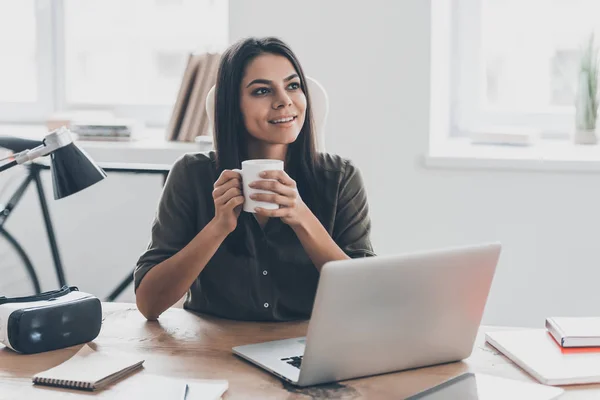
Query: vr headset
[{"left": 0, "top": 286, "right": 102, "bottom": 354}]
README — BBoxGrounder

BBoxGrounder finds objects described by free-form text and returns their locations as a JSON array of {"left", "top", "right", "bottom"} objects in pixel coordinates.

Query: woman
[{"left": 135, "top": 37, "right": 375, "bottom": 321}]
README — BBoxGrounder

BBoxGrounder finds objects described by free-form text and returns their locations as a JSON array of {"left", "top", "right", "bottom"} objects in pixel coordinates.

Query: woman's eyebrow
[
  {"left": 246, "top": 78, "right": 271, "bottom": 88},
  {"left": 246, "top": 74, "right": 299, "bottom": 88}
]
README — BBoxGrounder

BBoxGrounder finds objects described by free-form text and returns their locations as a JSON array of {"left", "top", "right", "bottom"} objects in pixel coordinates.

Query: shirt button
[
  {"left": 262, "top": 270, "right": 268, "bottom": 276},
  {"left": 264, "top": 302, "right": 269, "bottom": 308}
]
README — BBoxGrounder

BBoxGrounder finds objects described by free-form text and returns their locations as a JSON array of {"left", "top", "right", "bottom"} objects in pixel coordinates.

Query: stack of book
[
  {"left": 70, "top": 119, "right": 136, "bottom": 142},
  {"left": 485, "top": 317, "right": 600, "bottom": 386},
  {"left": 46, "top": 111, "right": 138, "bottom": 142}
]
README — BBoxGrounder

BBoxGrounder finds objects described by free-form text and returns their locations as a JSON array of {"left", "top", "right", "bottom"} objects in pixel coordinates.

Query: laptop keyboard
[{"left": 281, "top": 355, "right": 303, "bottom": 369}]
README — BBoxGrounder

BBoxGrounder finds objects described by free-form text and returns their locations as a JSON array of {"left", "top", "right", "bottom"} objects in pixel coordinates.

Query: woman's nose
[{"left": 272, "top": 91, "right": 292, "bottom": 109}]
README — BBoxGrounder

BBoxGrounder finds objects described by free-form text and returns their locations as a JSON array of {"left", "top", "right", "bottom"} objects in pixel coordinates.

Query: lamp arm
[
  {"left": 0, "top": 160, "right": 17, "bottom": 173},
  {"left": 13, "top": 127, "right": 74, "bottom": 165}
]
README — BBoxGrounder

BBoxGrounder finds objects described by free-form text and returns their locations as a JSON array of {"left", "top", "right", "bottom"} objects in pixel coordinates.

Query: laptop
[{"left": 232, "top": 242, "right": 501, "bottom": 387}]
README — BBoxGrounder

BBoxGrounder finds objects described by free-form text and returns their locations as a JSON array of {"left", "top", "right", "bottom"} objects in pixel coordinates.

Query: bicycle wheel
[{"left": 0, "top": 227, "right": 41, "bottom": 297}]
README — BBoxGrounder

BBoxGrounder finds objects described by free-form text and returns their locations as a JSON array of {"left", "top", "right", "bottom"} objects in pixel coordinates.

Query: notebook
[
  {"left": 546, "top": 317, "right": 600, "bottom": 347},
  {"left": 486, "top": 329, "right": 600, "bottom": 385},
  {"left": 32, "top": 344, "right": 144, "bottom": 391},
  {"left": 114, "top": 374, "right": 229, "bottom": 400}
]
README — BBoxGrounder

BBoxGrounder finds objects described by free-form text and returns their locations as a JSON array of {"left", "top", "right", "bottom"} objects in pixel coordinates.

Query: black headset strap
[{"left": 0, "top": 285, "right": 79, "bottom": 305}]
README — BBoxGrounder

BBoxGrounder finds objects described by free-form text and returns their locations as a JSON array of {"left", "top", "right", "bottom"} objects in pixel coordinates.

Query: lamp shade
[{"left": 50, "top": 143, "right": 107, "bottom": 199}]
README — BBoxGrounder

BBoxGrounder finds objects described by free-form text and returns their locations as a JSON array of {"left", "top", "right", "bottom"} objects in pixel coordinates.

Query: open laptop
[{"left": 232, "top": 242, "right": 501, "bottom": 387}]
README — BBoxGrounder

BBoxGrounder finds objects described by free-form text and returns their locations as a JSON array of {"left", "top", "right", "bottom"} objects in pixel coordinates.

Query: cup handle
[{"left": 232, "top": 169, "right": 243, "bottom": 186}]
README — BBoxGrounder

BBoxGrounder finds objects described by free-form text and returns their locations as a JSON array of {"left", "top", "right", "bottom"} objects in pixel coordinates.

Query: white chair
[{"left": 205, "top": 76, "right": 328, "bottom": 152}]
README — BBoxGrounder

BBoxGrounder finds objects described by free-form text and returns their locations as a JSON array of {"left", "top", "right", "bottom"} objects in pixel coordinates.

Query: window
[
  {"left": 0, "top": 0, "right": 228, "bottom": 127},
  {"left": 0, "top": 1, "right": 37, "bottom": 103},
  {"left": 453, "top": 0, "right": 600, "bottom": 138}
]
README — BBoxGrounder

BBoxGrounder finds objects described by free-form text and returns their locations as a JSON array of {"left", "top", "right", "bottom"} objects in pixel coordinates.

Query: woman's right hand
[{"left": 212, "top": 170, "right": 244, "bottom": 235}]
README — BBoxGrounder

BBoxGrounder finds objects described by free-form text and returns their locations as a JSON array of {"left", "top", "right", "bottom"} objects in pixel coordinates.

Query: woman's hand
[
  {"left": 211, "top": 170, "right": 244, "bottom": 235},
  {"left": 250, "top": 170, "right": 310, "bottom": 228}
]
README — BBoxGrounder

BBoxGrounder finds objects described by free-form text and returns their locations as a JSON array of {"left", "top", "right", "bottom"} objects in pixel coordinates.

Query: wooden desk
[{"left": 1, "top": 302, "right": 599, "bottom": 399}]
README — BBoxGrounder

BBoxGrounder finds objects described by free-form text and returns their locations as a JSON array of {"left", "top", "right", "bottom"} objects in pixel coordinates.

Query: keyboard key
[{"left": 281, "top": 355, "right": 303, "bottom": 369}]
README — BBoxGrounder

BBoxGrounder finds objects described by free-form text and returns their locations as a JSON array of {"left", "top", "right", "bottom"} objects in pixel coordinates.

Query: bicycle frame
[{"left": 0, "top": 163, "right": 66, "bottom": 291}]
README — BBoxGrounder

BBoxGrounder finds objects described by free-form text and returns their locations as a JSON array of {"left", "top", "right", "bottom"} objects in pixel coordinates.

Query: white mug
[{"left": 233, "top": 159, "right": 284, "bottom": 213}]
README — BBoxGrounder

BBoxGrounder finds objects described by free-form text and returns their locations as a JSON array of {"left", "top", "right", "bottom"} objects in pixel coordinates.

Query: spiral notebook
[{"left": 32, "top": 344, "right": 144, "bottom": 391}]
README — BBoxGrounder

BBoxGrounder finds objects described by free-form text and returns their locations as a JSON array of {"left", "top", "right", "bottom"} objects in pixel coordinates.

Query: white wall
[
  {"left": 3, "top": 0, "right": 599, "bottom": 328},
  {"left": 232, "top": 0, "right": 600, "bottom": 328}
]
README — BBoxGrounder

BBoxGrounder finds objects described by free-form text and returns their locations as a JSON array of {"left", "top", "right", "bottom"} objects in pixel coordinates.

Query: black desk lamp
[
  {"left": 0, "top": 126, "right": 107, "bottom": 199},
  {"left": 0, "top": 127, "right": 107, "bottom": 293},
  {"left": 0, "top": 129, "right": 169, "bottom": 299}
]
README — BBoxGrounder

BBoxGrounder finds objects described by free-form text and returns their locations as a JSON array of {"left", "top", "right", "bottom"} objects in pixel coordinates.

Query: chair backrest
[{"left": 205, "top": 76, "right": 328, "bottom": 152}]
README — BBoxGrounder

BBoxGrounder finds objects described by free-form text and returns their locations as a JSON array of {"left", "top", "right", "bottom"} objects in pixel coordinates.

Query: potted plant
[{"left": 574, "top": 34, "right": 599, "bottom": 144}]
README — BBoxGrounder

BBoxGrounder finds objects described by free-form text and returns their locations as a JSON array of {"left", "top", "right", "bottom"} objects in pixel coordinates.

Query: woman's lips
[{"left": 268, "top": 116, "right": 297, "bottom": 127}]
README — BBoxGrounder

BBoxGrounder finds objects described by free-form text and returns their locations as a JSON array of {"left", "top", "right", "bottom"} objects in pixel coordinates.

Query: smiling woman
[
  {"left": 133, "top": 37, "right": 375, "bottom": 322},
  {"left": 241, "top": 55, "right": 306, "bottom": 147}
]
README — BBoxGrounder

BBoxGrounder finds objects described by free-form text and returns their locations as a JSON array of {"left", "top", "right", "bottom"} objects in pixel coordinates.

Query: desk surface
[{"left": 1, "top": 302, "right": 599, "bottom": 399}]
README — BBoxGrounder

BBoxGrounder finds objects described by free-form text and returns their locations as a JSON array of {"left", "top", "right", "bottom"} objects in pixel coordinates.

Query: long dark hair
[{"left": 213, "top": 37, "right": 322, "bottom": 251}]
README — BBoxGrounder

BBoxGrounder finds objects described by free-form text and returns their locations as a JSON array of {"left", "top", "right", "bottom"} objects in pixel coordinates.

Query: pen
[{"left": 182, "top": 383, "right": 189, "bottom": 400}]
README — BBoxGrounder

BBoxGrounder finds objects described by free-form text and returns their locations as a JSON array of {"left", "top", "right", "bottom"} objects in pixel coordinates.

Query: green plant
[{"left": 576, "top": 34, "right": 600, "bottom": 131}]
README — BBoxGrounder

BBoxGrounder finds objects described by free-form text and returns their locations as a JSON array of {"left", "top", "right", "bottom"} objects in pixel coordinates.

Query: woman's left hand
[{"left": 249, "top": 170, "right": 310, "bottom": 227}]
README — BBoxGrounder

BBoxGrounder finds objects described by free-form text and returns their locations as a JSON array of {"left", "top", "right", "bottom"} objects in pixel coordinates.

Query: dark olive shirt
[{"left": 134, "top": 151, "right": 375, "bottom": 321}]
